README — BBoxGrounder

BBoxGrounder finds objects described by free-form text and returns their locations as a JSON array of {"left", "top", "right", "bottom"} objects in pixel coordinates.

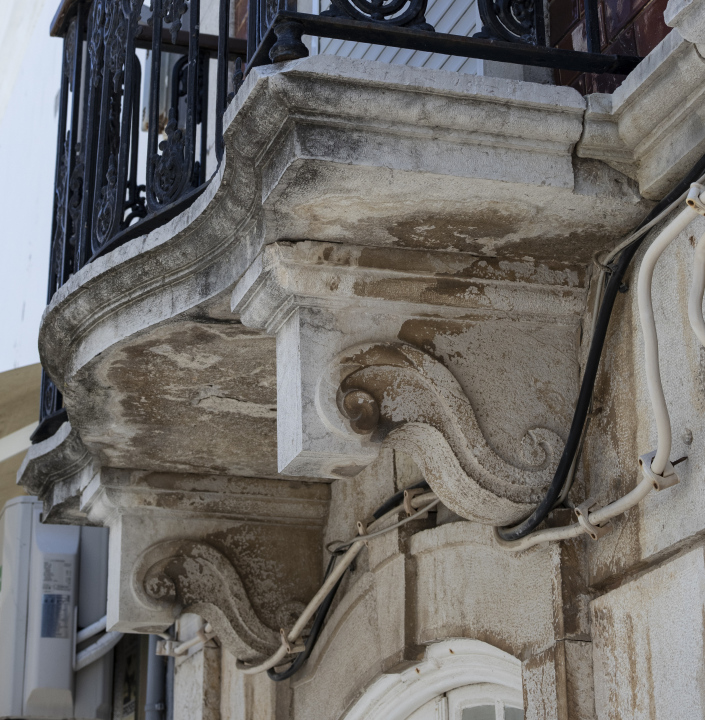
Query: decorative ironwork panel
[
  {"left": 321, "top": 0, "right": 433, "bottom": 30},
  {"left": 475, "top": 0, "right": 544, "bottom": 44},
  {"left": 39, "top": 0, "right": 234, "bottom": 442}
]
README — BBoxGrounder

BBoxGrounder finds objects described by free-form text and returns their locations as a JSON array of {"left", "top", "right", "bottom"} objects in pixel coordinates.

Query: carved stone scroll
[
  {"left": 332, "top": 343, "right": 563, "bottom": 525},
  {"left": 133, "top": 540, "right": 279, "bottom": 661}
]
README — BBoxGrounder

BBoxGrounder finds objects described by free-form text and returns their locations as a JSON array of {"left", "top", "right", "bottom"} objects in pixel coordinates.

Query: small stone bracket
[
  {"left": 638, "top": 450, "right": 680, "bottom": 490},
  {"left": 574, "top": 497, "right": 612, "bottom": 540}
]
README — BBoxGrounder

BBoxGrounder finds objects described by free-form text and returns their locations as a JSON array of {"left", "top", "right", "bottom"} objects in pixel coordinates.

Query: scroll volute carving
[
  {"left": 134, "top": 540, "right": 279, "bottom": 661},
  {"left": 334, "top": 343, "right": 563, "bottom": 525}
]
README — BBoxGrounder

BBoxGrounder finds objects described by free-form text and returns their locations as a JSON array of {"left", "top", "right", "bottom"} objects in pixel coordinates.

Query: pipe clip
[
  {"left": 574, "top": 497, "right": 612, "bottom": 540},
  {"left": 687, "top": 183, "right": 705, "bottom": 215},
  {"left": 639, "top": 450, "right": 679, "bottom": 490},
  {"left": 403, "top": 488, "right": 428, "bottom": 519},
  {"left": 280, "top": 628, "right": 305, "bottom": 655},
  {"left": 156, "top": 639, "right": 177, "bottom": 656}
]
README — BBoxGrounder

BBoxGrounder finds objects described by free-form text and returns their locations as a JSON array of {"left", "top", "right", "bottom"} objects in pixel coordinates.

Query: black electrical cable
[
  {"left": 268, "top": 481, "right": 431, "bottom": 680},
  {"left": 267, "top": 557, "right": 346, "bottom": 681},
  {"left": 497, "top": 153, "right": 705, "bottom": 542},
  {"left": 371, "top": 479, "right": 429, "bottom": 520}
]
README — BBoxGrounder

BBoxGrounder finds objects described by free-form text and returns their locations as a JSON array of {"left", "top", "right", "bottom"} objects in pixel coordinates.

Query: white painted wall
[
  {"left": 0, "top": 0, "right": 63, "bottom": 372},
  {"left": 315, "top": 0, "right": 484, "bottom": 75}
]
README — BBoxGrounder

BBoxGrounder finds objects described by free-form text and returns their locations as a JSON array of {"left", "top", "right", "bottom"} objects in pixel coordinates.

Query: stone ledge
[
  {"left": 39, "top": 55, "right": 645, "bottom": 400},
  {"left": 578, "top": 28, "right": 705, "bottom": 199}
]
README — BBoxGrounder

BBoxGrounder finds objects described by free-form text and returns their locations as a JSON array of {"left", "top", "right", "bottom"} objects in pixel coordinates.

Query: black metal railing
[{"left": 35, "top": 0, "right": 642, "bottom": 442}]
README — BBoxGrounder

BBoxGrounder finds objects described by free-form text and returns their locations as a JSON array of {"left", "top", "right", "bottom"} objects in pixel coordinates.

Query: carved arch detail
[
  {"left": 133, "top": 540, "right": 279, "bottom": 661},
  {"left": 330, "top": 343, "right": 563, "bottom": 525}
]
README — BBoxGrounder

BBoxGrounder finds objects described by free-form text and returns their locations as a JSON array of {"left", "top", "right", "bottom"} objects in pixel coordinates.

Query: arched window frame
[{"left": 343, "top": 639, "right": 523, "bottom": 720}]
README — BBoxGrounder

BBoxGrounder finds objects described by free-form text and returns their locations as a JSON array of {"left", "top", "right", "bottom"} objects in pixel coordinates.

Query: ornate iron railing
[{"left": 36, "top": 0, "right": 642, "bottom": 442}]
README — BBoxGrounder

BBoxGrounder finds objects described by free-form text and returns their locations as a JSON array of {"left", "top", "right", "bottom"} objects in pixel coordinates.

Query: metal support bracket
[
  {"left": 639, "top": 450, "right": 679, "bottom": 490},
  {"left": 574, "top": 497, "right": 612, "bottom": 540}
]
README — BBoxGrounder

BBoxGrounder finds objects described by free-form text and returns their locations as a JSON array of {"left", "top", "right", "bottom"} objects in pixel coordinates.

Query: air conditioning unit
[{"left": 0, "top": 497, "right": 113, "bottom": 720}]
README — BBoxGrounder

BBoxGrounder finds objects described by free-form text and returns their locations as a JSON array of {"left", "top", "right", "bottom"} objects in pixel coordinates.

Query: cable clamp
[
  {"left": 156, "top": 639, "right": 177, "bottom": 656},
  {"left": 574, "top": 497, "right": 612, "bottom": 540},
  {"left": 638, "top": 450, "right": 679, "bottom": 490},
  {"left": 403, "top": 488, "right": 428, "bottom": 519},
  {"left": 687, "top": 183, "right": 705, "bottom": 215},
  {"left": 279, "top": 629, "right": 305, "bottom": 655}
]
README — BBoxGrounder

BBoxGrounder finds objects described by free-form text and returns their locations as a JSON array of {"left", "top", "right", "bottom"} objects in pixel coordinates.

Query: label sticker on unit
[
  {"left": 42, "top": 558, "right": 72, "bottom": 593},
  {"left": 41, "top": 559, "right": 73, "bottom": 638},
  {"left": 41, "top": 593, "right": 71, "bottom": 638}
]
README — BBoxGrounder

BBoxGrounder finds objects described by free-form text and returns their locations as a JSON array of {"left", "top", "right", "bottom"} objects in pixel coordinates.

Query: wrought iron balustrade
[{"left": 37, "top": 0, "right": 642, "bottom": 442}]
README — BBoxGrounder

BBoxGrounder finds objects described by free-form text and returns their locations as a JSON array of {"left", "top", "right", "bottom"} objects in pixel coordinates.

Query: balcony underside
[{"left": 28, "top": 48, "right": 705, "bottom": 506}]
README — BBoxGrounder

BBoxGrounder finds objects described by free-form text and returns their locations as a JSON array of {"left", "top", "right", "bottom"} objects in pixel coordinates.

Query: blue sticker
[{"left": 41, "top": 593, "right": 70, "bottom": 638}]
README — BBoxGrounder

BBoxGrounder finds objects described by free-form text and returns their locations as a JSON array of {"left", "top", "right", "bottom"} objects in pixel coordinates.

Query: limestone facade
[{"left": 19, "top": 0, "right": 705, "bottom": 717}]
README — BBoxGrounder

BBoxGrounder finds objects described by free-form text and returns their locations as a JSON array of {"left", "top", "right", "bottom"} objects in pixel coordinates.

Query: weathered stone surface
[
  {"left": 666, "top": 0, "right": 705, "bottom": 44},
  {"left": 17, "top": 421, "right": 95, "bottom": 524},
  {"left": 174, "top": 645, "right": 222, "bottom": 720},
  {"left": 579, "top": 30, "right": 705, "bottom": 199},
  {"left": 29, "top": 55, "right": 650, "bottom": 514},
  {"left": 591, "top": 548, "right": 705, "bottom": 718},
  {"left": 23, "top": 39, "right": 705, "bottom": 720},
  {"left": 74, "top": 468, "right": 327, "bottom": 656},
  {"left": 586, "top": 214, "right": 705, "bottom": 585},
  {"left": 233, "top": 241, "right": 584, "bottom": 523}
]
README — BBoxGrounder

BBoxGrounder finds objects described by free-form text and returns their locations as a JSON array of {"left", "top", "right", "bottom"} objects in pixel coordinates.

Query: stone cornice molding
[
  {"left": 232, "top": 241, "right": 588, "bottom": 334},
  {"left": 578, "top": 27, "right": 705, "bottom": 199},
  {"left": 79, "top": 469, "right": 330, "bottom": 527},
  {"left": 331, "top": 343, "right": 562, "bottom": 523},
  {"left": 133, "top": 539, "right": 280, "bottom": 660},
  {"left": 18, "top": 421, "right": 94, "bottom": 500}
]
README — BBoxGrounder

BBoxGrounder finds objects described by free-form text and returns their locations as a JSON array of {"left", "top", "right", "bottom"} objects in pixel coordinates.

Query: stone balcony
[{"left": 20, "top": 2, "right": 705, "bottom": 675}]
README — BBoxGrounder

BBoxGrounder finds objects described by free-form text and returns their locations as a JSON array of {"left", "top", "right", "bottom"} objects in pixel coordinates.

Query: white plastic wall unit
[
  {"left": 74, "top": 526, "right": 112, "bottom": 720},
  {"left": 23, "top": 503, "right": 80, "bottom": 719},
  {"left": 0, "top": 497, "right": 34, "bottom": 718},
  {"left": 0, "top": 499, "right": 113, "bottom": 720}
]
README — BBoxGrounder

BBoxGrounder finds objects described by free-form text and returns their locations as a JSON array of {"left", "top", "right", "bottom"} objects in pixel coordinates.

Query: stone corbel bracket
[
  {"left": 233, "top": 241, "right": 578, "bottom": 524},
  {"left": 331, "top": 342, "right": 563, "bottom": 524},
  {"left": 133, "top": 539, "right": 280, "bottom": 661}
]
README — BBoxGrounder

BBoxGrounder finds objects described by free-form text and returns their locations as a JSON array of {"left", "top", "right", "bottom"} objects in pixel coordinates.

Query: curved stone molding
[
  {"left": 133, "top": 540, "right": 279, "bottom": 661},
  {"left": 343, "top": 639, "right": 522, "bottom": 720},
  {"left": 17, "top": 421, "right": 96, "bottom": 524},
  {"left": 331, "top": 343, "right": 562, "bottom": 524}
]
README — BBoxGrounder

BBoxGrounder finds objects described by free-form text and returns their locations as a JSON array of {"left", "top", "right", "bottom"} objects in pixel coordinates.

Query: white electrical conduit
[
  {"left": 174, "top": 623, "right": 215, "bottom": 656},
  {"left": 590, "top": 171, "right": 705, "bottom": 343},
  {"left": 689, "top": 230, "right": 705, "bottom": 346},
  {"left": 638, "top": 203, "right": 700, "bottom": 475},
  {"left": 76, "top": 615, "right": 107, "bottom": 644},
  {"left": 494, "top": 475, "right": 656, "bottom": 552},
  {"left": 236, "top": 496, "right": 440, "bottom": 675},
  {"left": 74, "top": 631, "right": 123, "bottom": 672},
  {"left": 498, "top": 186, "right": 705, "bottom": 552}
]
